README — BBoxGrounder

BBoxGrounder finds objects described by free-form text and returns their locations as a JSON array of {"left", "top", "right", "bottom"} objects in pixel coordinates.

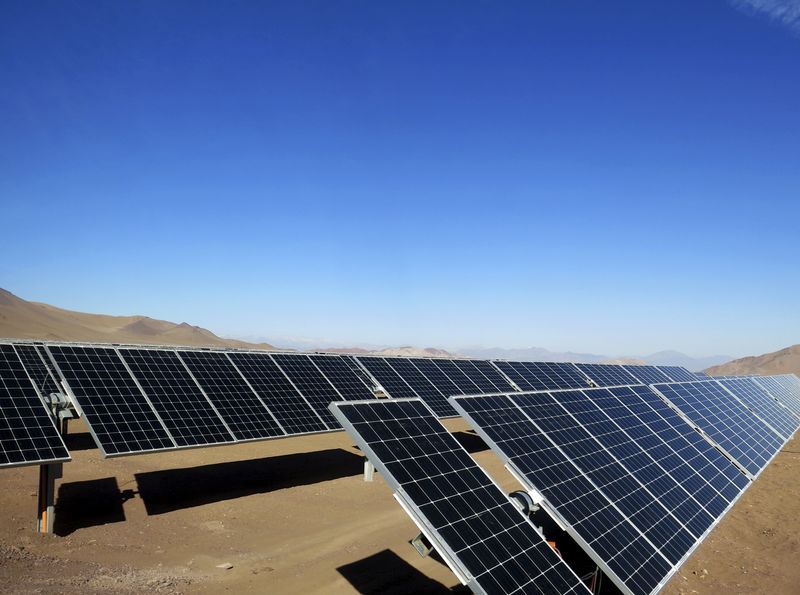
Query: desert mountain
[
  {"left": 705, "top": 344, "right": 800, "bottom": 376},
  {"left": 0, "top": 288, "right": 274, "bottom": 350}
]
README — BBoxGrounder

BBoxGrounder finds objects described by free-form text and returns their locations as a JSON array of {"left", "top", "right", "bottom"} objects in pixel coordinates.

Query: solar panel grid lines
[
  {"left": 227, "top": 352, "right": 332, "bottom": 434},
  {"left": 46, "top": 345, "right": 177, "bottom": 457},
  {"left": 270, "top": 354, "right": 345, "bottom": 427},
  {"left": 752, "top": 375, "right": 800, "bottom": 419},
  {"left": 410, "top": 358, "right": 467, "bottom": 396},
  {"left": 518, "top": 361, "right": 594, "bottom": 391},
  {"left": 573, "top": 363, "right": 640, "bottom": 388},
  {"left": 429, "top": 359, "right": 486, "bottom": 394},
  {"left": 381, "top": 357, "right": 458, "bottom": 417},
  {"left": 0, "top": 344, "right": 70, "bottom": 468},
  {"left": 178, "top": 350, "right": 286, "bottom": 441},
  {"left": 117, "top": 348, "right": 236, "bottom": 448},
  {"left": 450, "top": 393, "right": 673, "bottom": 595},
  {"left": 656, "top": 367, "right": 698, "bottom": 383},
  {"left": 308, "top": 354, "right": 376, "bottom": 401},
  {"left": 651, "top": 381, "right": 784, "bottom": 478},
  {"left": 13, "top": 344, "right": 63, "bottom": 398},
  {"left": 330, "top": 397, "right": 591, "bottom": 595},
  {"left": 355, "top": 357, "right": 420, "bottom": 399},
  {"left": 717, "top": 377, "right": 800, "bottom": 441},
  {"left": 490, "top": 361, "right": 536, "bottom": 391},
  {"left": 622, "top": 365, "right": 673, "bottom": 385},
  {"left": 466, "top": 360, "right": 518, "bottom": 393}
]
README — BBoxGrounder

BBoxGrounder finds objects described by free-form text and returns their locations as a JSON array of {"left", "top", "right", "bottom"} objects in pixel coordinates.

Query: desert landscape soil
[{"left": 1, "top": 417, "right": 798, "bottom": 595}]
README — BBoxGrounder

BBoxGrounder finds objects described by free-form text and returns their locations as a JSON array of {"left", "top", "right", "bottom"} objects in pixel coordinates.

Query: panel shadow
[
  {"left": 63, "top": 431, "right": 98, "bottom": 452},
  {"left": 337, "top": 549, "right": 466, "bottom": 594},
  {"left": 54, "top": 477, "right": 129, "bottom": 536},
  {"left": 136, "top": 448, "right": 363, "bottom": 515},
  {"left": 451, "top": 430, "right": 489, "bottom": 454}
]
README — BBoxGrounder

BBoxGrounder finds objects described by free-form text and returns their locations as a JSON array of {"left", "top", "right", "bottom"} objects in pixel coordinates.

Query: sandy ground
[{"left": 1, "top": 418, "right": 798, "bottom": 595}]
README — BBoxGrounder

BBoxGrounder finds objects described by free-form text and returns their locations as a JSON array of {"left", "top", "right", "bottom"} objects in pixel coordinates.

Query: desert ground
[{"left": 1, "top": 417, "right": 798, "bottom": 595}]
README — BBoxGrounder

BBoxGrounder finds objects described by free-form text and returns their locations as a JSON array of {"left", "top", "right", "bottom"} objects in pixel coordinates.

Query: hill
[
  {"left": 705, "top": 344, "right": 800, "bottom": 376},
  {"left": 0, "top": 288, "right": 274, "bottom": 350}
]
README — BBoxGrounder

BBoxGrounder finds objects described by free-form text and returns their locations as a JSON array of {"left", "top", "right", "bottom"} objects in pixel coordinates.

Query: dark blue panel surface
[
  {"left": 622, "top": 365, "right": 673, "bottom": 385},
  {"left": 718, "top": 378, "right": 799, "bottom": 440},
  {"left": 574, "top": 363, "right": 639, "bottom": 387}
]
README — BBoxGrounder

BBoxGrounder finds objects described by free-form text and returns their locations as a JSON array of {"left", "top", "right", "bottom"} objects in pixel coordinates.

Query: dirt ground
[{"left": 1, "top": 418, "right": 798, "bottom": 595}]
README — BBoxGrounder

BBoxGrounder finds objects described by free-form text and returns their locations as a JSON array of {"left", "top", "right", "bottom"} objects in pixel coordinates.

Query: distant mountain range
[
  {"left": 705, "top": 344, "right": 800, "bottom": 376},
  {"left": 458, "top": 347, "right": 732, "bottom": 372}
]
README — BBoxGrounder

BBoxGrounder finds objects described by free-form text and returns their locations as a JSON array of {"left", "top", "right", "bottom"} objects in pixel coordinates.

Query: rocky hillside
[{"left": 705, "top": 344, "right": 800, "bottom": 376}]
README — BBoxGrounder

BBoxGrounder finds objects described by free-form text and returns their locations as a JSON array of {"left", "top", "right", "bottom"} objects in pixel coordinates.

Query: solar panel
[
  {"left": 717, "top": 377, "right": 800, "bottom": 440},
  {"left": 752, "top": 375, "right": 800, "bottom": 418},
  {"left": 356, "top": 357, "right": 418, "bottom": 398},
  {"left": 381, "top": 357, "right": 457, "bottom": 417},
  {"left": 270, "top": 354, "right": 344, "bottom": 427},
  {"left": 330, "top": 398, "right": 590, "bottom": 595},
  {"left": 0, "top": 344, "right": 70, "bottom": 468},
  {"left": 652, "top": 381, "right": 784, "bottom": 477},
  {"left": 119, "top": 349, "right": 235, "bottom": 447},
  {"left": 451, "top": 393, "right": 672, "bottom": 595},
  {"left": 309, "top": 354, "right": 376, "bottom": 401},
  {"left": 622, "top": 365, "right": 673, "bottom": 385},
  {"left": 408, "top": 358, "right": 463, "bottom": 396},
  {"left": 464, "top": 360, "right": 517, "bottom": 393},
  {"left": 13, "top": 344, "right": 63, "bottom": 398},
  {"left": 516, "top": 361, "right": 593, "bottom": 391},
  {"left": 490, "top": 361, "right": 536, "bottom": 391},
  {"left": 47, "top": 345, "right": 176, "bottom": 456},
  {"left": 574, "top": 363, "right": 639, "bottom": 387},
  {"left": 178, "top": 351, "right": 285, "bottom": 441},
  {"left": 429, "top": 359, "right": 485, "bottom": 394},
  {"left": 227, "top": 352, "right": 331, "bottom": 433},
  {"left": 656, "top": 366, "right": 697, "bottom": 383}
]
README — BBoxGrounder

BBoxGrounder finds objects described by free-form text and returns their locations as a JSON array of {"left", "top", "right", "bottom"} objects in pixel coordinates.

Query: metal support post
[
  {"left": 37, "top": 463, "right": 62, "bottom": 533},
  {"left": 363, "top": 458, "right": 376, "bottom": 482}
]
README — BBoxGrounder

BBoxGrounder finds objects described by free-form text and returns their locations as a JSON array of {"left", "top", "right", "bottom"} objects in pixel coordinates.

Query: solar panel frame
[
  {"left": 355, "top": 356, "right": 419, "bottom": 399},
  {"left": 330, "top": 398, "right": 591, "bottom": 595},
  {"left": 0, "top": 344, "right": 70, "bottom": 468},
  {"left": 651, "top": 381, "right": 785, "bottom": 478},
  {"left": 752, "top": 375, "right": 800, "bottom": 418},
  {"left": 450, "top": 392, "right": 673, "bottom": 595},
  {"left": 47, "top": 345, "right": 177, "bottom": 457},
  {"left": 308, "top": 354, "right": 376, "bottom": 401},
  {"left": 716, "top": 377, "right": 799, "bottom": 441},
  {"left": 13, "top": 344, "right": 64, "bottom": 399},
  {"left": 381, "top": 357, "right": 458, "bottom": 417},
  {"left": 489, "top": 361, "right": 534, "bottom": 391},
  {"left": 270, "top": 354, "right": 345, "bottom": 427}
]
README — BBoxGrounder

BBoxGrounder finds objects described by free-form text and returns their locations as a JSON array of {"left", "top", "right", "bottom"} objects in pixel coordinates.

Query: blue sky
[{"left": 1, "top": 1, "right": 799, "bottom": 357}]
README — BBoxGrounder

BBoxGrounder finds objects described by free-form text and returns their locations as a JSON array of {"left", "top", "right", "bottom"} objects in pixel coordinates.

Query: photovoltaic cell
[
  {"left": 716, "top": 377, "right": 799, "bottom": 440},
  {"left": 382, "top": 357, "right": 457, "bottom": 417},
  {"left": 356, "top": 357, "right": 417, "bottom": 398},
  {"left": 120, "top": 349, "right": 234, "bottom": 447},
  {"left": 13, "top": 344, "right": 63, "bottom": 398},
  {"left": 622, "top": 365, "right": 673, "bottom": 385},
  {"left": 753, "top": 375, "right": 800, "bottom": 419},
  {"left": 451, "top": 393, "right": 672, "bottom": 595},
  {"left": 271, "top": 354, "right": 343, "bottom": 427},
  {"left": 408, "top": 358, "right": 463, "bottom": 396},
  {"left": 227, "top": 352, "right": 331, "bottom": 433},
  {"left": 309, "top": 355, "right": 375, "bottom": 401},
  {"left": 463, "top": 360, "right": 517, "bottom": 393},
  {"left": 330, "top": 398, "right": 590, "bottom": 595},
  {"left": 48, "top": 345, "right": 175, "bottom": 456},
  {"left": 574, "top": 363, "right": 639, "bottom": 388},
  {"left": 490, "top": 361, "right": 536, "bottom": 391},
  {"left": 652, "top": 381, "right": 784, "bottom": 477},
  {"left": 430, "top": 359, "right": 484, "bottom": 394},
  {"left": 656, "top": 367, "right": 697, "bottom": 383},
  {"left": 516, "top": 361, "right": 593, "bottom": 391},
  {"left": 179, "top": 351, "right": 285, "bottom": 441},
  {"left": 0, "top": 345, "right": 69, "bottom": 468}
]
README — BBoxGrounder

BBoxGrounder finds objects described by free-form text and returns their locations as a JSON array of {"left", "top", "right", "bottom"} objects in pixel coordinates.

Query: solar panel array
[
  {"left": 0, "top": 344, "right": 70, "bottom": 468},
  {"left": 753, "top": 375, "right": 800, "bottom": 418},
  {"left": 13, "top": 344, "right": 63, "bottom": 398},
  {"left": 452, "top": 386, "right": 752, "bottom": 595},
  {"left": 490, "top": 361, "right": 592, "bottom": 392},
  {"left": 651, "top": 380, "right": 786, "bottom": 478},
  {"left": 330, "top": 398, "right": 591, "bottom": 595},
  {"left": 574, "top": 363, "right": 640, "bottom": 387},
  {"left": 656, "top": 366, "right": 698, "bottom": 383},
  {"left": 717, "top": 377, "right": 800, "bottom": 440},
  {"left": 622, "top": 365, "right": 673, "bottom": 385}
]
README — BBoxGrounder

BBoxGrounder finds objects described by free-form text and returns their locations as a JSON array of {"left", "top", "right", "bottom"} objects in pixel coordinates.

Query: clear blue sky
[{"left": 2, "top": 1, "right": 798, "bottom": 357}]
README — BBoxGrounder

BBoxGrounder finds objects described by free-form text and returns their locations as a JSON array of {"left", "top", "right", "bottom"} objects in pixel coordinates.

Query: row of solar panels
[
  {"left": 333, "top": 373, "right": 800, "bottom": 595},
  {"left": 0, "top": 339, "right": 707, "bottom": 468}
]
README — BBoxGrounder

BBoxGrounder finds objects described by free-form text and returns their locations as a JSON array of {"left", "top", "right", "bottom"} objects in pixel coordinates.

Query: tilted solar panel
[
  {"left": 574, "top": 363, "right": 639, "bottom": 388},
  {"left": 656, "top": 366, "right": 697, "bottom": 383},
  {"left": 429, "top": 359, "right": 485, "bottom": 394},
  {"left": 518, "top": 361, "right": 593, "bottom": 391},
  {"left": 270, "top": 354, "right": 344, "bottom": 427},
  {"left": 309, "top": 354, "right": 376, "bottom": 401},
  {"left": 179, "top": 351, "right": 285, "bottom": 441},
  {"left": 356, "top": 357, "right": 417, "bottom": 398},
  {"left": 752, "top": 375, "right": 800, "bottom": 418},
  {"left": 13, "top": 344, "right": 63, "bottom": 398},
  {"left": 622, "top": 365, "right": 672, "bottom": 385},
  {"left": 717, "top": 377, "right": 799, "bottom": 440},
  {"left": 0, "top": 344, "right": 70, "bottom": 468},
  {"left": 652, "top": 381, "right": 784, "bottom": 478},
  {"left": 489, "top": 361, "right": 535, "bottom": 391},
  {"left": 119, "top": 349, "right": 235, "bottom": 447},
  {"left": 409, "top": 358, "right": 463, "bottom": 396},
  {"left": 227, "top": 352, "right": 331, "bottom": 433},
  {"left": 48, "top": 345, "right": 176, "bottom": 456},
  {"left": 465, "top": 360, "right": 516, "bottom": 392},
  {"left": 381, "top": 357, "right": 457, "bottom": 417},
  {"left": 330, "top": 398, "right": 591, "bottom": 595}
]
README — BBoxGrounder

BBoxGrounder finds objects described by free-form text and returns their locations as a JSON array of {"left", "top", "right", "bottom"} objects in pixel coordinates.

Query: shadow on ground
[
  {"left": 135, "top": 448, "right": 363, "bottom": 515},
  {"left": 54, "top": 477, "right": 132, "bottom": 536},
  {"left": 451, "top": 430, "right": 488, "bottom": 454},
  {"left": 63, "top": 431, "right": 98, "bottom": 452},
  {"left": 337, "top": 549, "right": 467, "bottom": 594}
]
